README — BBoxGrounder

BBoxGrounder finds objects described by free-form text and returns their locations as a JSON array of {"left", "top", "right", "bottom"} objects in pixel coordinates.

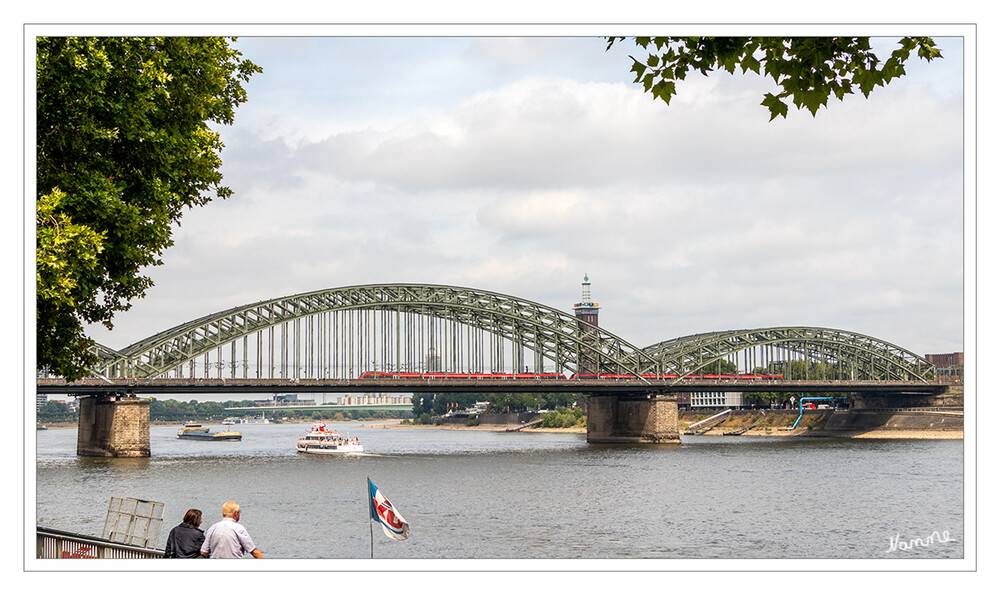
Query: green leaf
[
  {"left": 630, "top": 59, "right": 647, "bottom": 80},
  {"left": 739, "top": 53, "right": 761, "bottom": 74},
  {"left": 761, "top": 93, "right": 789, "bottom": 120},
  {"left": 651, "top": 80, "right": 676, "bottom": 103}
]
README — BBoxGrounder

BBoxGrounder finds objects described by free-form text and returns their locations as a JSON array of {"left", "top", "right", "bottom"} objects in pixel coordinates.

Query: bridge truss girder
[
  {"left": 97, "top": 284, "right": 660, "bottom": 381},
  {"left": 642, "top": 327, "right": 935, "bottom": 383}
]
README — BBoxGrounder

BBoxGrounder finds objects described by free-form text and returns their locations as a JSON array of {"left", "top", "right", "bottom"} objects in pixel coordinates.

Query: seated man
[{"left": 200, "top": 501, "right": 263, "bottom": 559}]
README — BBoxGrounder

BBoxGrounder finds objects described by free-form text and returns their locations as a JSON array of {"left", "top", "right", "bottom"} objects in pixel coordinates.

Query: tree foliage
[
  {"left": 743, "top": 360, "right": 851, "bottom": 406},
  {"left": 539, "top": 406, "right": 585, "bottom": 428},
  {"left": 607, "top": 36, "right": 941, "bottom": 120},
  {"left": 482, "top": 392, "right": 582, "bottom": 414},
  {"left": 37, "top": 400, "right": 76, "bottom": 422},
  {"left": 36, "top": 37, "right": 261, "bottom": 379},
  {"left": 411, "top": 391, "right": 583, "bottom": 418},
  {"left": 412, "top": 392, "right": 483, "bottom": 417},
  {"left": 700, "top": 359, "right": 738, "bottom": 375}
]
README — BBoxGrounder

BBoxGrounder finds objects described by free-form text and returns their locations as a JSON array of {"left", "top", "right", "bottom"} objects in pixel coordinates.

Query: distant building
[
  {"left": 690, "top": 392, "right": 744, "bottom": 409},
  {"left": 925, "top": 352, "right": 963, "bottom": 382},
  {"left": 253, "top": 394, "right": 317, "bottom": 407},
  {"left": 340, "top": 393, "right": 410, "bottom": 406},
  {"left": 425, "top": 348, "right": 442, "bottom": 373},
  {"left": 925, "top": 352, "right": 963, "bottom": 368}
]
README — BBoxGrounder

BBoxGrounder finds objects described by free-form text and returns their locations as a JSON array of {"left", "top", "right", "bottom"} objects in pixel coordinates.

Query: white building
[
  {"left": 340, "top": 392, "right": 411, "bottom": 406},
  {"left": 690, "top": 392, "right": 744, "bottom": 408}
]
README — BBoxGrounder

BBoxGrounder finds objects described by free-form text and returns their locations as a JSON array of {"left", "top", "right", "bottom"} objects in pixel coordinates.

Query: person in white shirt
[{"left": 199, "top": 501, "right": 263, "bottom": 558}]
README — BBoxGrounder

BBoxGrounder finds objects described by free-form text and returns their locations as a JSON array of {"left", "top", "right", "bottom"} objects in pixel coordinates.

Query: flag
[{"left": 368, "top": 479, "right": 410, "bottom": 540}]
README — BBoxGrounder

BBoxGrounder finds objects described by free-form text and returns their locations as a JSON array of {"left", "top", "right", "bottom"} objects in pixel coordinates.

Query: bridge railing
[
  {"left": 850, "top": 407, "right": 964, "bottom": 414},
  {"left": 36, "top": 527, "right": 165, "bottom": 559}
]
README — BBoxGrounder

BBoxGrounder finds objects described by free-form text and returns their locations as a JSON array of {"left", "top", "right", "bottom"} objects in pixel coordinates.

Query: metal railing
[
  {"left": 850, "top": 407, "right": 965, "bottom": 414},
  {"left": 37, "top": 527, "right": 164, "bottom": 559}
]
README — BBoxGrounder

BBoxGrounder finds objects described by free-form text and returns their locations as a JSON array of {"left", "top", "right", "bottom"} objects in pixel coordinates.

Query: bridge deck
[{"left": 36, "top": 377, "right": 949, "bottom": 396}]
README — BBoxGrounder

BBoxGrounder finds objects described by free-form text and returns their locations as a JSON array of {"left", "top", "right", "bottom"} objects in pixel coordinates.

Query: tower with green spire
[
  {"left": 573, "top": 274, "right": 600, "bottom": 326},
  {"left": 573, "top": 275, "right": 600, "bottom": 374}
]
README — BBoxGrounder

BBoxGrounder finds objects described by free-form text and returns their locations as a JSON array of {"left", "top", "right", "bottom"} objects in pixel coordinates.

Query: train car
[
  {"left": 569, "top": 373, "right": 784, "bottom": 381},
  {"left": 358, "top": 371, "right": 781, "bottom": 381},
  {"left": 358, "top": 371, "right": 569, "bottom": 380}
]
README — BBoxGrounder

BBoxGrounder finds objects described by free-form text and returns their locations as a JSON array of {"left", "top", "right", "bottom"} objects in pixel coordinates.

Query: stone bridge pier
[
  {"left": 586, "top": 394, "right": 680, "bottom": 444},
  {"left": 77, "top": 394, "right": 151, "bottom": 457}
]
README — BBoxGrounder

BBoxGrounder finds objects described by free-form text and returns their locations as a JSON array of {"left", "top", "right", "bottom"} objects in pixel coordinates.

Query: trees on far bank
[
  {"left": 36, "top": 400, "right": 75, "bottom": 423},
  {"left": 411, "top": 392, "right": 584, "bottom": 418}
]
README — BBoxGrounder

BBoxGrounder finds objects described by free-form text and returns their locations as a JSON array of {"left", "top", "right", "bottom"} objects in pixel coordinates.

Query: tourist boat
[
  {"left": 177, "top": 423, "right": 242, "bottom": 441},
  {"left": 222, "top": 417, "right": 243, "bottom": 425},
  {"left": 296, "top": 423, "right": 363, "bottom": 454}
]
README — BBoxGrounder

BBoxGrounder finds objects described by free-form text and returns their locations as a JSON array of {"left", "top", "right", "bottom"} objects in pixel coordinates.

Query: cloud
[{"left": 85, "top": 37, "right": 964, "bottom": 359}]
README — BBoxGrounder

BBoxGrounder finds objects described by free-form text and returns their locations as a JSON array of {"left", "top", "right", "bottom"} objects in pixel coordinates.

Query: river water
[{"left": 33, "top": 421, "right": 965, "bottom": 565}]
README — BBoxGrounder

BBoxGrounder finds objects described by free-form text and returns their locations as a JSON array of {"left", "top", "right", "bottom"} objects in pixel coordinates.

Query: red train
[
  {"left": 358, "top": 371, "right": 570, "bottom": 380},
  {"left": 358, "top": 371, "right": 782, "bottom": 381},
  {"left": 570, "top": 373, "right": 783, "bottom": 380}
]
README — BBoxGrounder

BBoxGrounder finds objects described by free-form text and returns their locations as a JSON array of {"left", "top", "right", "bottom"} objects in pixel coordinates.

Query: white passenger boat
[{"left": 296, "top": 423, "right": 363, "bottom": 454}]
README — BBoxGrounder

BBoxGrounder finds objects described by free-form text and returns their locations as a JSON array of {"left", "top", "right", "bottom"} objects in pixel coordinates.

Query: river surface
[{"left": 34, "top": 422, "right": 965, "bottom": 562}]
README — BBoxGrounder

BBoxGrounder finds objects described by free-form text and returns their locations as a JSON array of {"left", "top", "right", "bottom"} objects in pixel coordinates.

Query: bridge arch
[
  {"left": 642, "top": 327, "right": 935, "bottom": 383},
  {"left": 97, "top": 284, "right": 660, "bottom": 380},
  {"left": 94, "top": 285, "right": 935, "bottom": 385}
]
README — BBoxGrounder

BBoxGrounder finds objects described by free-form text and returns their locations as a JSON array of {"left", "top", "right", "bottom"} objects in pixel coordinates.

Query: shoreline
[
  {"left": 363, "top": 420, "right": 961, "bottom": 439},
  {"left": 701, "top": 427, "right": 963, "bottom": 440},
  {"left": 37, "top": 419, "right": 963, "bottom": 440},
  {"left": 361, "top": 421, "right": 586, "bottom": 433}
]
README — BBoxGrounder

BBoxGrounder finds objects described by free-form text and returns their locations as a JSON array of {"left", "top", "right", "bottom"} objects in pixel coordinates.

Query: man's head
[{"left": 222, "top": 501, "right": 240, "bottom": 520}]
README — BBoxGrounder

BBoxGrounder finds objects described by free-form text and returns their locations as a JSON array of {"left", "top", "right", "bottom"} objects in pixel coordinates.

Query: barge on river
[{"left": 177, "top": 423, "right": 243, "bottom": 441}]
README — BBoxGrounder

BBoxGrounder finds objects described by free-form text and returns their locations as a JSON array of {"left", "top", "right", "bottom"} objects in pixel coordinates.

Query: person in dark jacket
[{"left": 164, "top": 509, "right": 205, "bottom": 558}]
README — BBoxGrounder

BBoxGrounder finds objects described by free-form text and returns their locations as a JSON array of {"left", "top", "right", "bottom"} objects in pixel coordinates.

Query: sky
[{"left": 70, "top": 30, "right": 967, "bottom": 361}]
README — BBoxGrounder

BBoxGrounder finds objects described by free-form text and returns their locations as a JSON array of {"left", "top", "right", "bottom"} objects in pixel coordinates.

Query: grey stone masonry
[
  {"left": 77, "top": 395, "right": 150, "bottom": 457},
  {"left": 587, "top": 394, "right": 680, "bottom": 444}
]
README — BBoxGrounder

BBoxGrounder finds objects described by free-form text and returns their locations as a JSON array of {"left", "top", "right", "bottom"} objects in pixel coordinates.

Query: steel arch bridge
[
  {"left": 643, "top": 327, "right": 935, "bottom": 382},
  {"left": 93, "top": 283, "right": 935, "bottom": 384},
  {"left": 95, "top": 284, "right": 660, "bottom": 380}
]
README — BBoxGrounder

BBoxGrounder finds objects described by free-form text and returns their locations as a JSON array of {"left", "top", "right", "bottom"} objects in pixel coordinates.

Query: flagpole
[{"left": 368, "top": 476, "right": 374, "bottom": 559}]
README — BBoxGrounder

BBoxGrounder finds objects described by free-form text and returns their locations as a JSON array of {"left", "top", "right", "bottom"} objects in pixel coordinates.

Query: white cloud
[{"left": 85, "top": 35, "right": 965, "bottom": 359}]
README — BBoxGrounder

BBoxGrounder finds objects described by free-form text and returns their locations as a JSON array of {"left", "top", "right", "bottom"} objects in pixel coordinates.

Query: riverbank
[
  {"left": 361, "top": 420, "right": 586, "bottom": 433},
  {"left": 39, "top": 410, "right": 963, "bottom": 440},
  {"left": 38, "top": 420, "right": 259, "bottom": 429},
  {"left": 679, "top": 410, "right": 963, "bottom": 440},
  {"left": 39, "top": 418, "right": 391, "bottom": 429},
  {"left": 714, "top": 426, "right": 963, "bottom": 439},
  {"left": 366, "top": 409, "right": 963, "bottom": 440}
]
